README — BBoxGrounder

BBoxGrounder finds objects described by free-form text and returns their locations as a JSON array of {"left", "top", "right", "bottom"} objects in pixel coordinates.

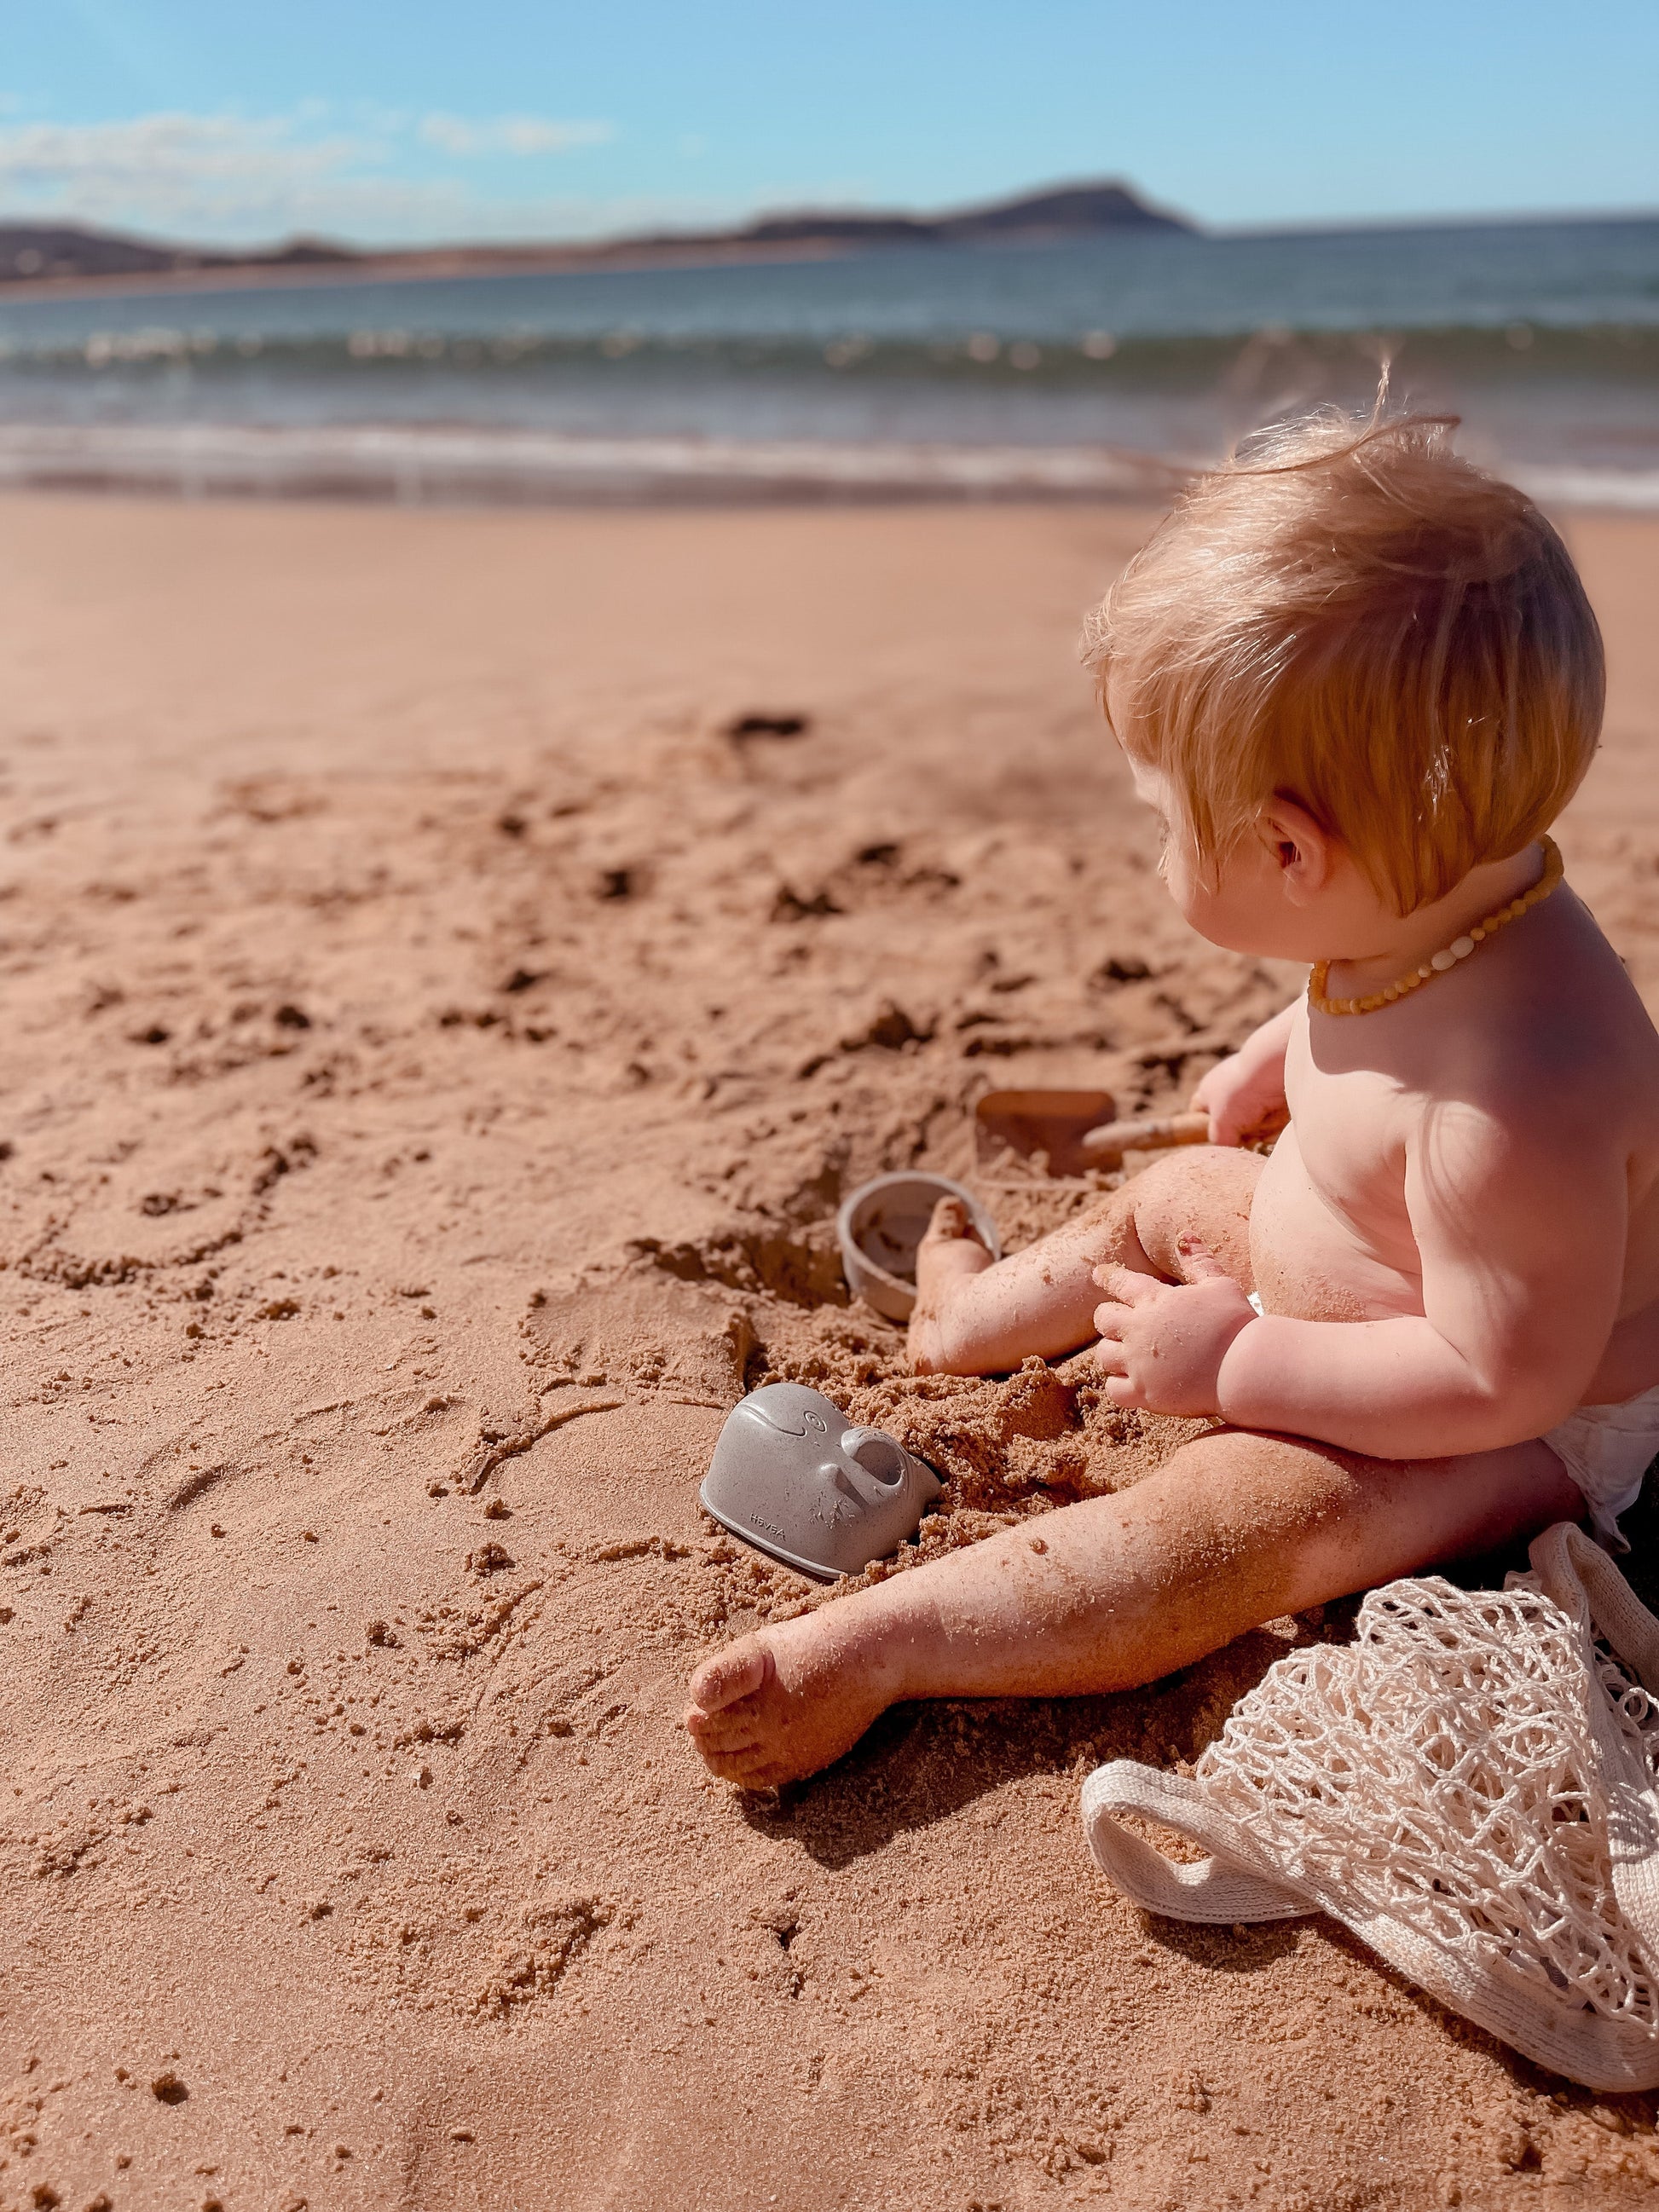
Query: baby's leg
[
  {"left": 909, "top": 1144, "right": 1262, "bottom": 1374},
  {"left": 685, "top": 1424, "right": 1581, "bottom": 1788}
]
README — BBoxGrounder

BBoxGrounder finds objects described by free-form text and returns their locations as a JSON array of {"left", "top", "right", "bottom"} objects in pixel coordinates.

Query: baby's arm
[
  {"left": 1101, "top": 1093, "right": 1627, "bottom": 1457},
  {"left": 1190, "top": 1002, "right": 1296, "bottom": 1145}
]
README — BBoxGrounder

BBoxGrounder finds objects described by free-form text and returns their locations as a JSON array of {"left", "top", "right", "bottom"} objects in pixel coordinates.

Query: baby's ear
[{"left": 1260, "top": 797, "right": 1334, "bottom": 903}]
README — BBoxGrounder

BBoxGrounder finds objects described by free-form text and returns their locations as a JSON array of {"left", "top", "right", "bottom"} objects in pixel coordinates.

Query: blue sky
[{"left": 3, "top": 1, "right": 1657, "bottom": 247}]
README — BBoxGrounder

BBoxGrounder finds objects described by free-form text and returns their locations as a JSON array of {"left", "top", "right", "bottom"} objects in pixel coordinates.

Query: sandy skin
[{"left": 684, "top": 1156, "right": 1582, "bottom": 1788}]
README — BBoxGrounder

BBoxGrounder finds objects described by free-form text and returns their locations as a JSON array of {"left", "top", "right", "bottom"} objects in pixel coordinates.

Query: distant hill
[
  {"left": 945, "top": 181, "right": 1189, "bottom": 240},
  {"left": 714, "top": 181, "right": 1190, "bottom": 251},
  {"left": 0, "top": 222, "right": 354, "bottom": 284},
  {"left": 0, "top": 179, "right": 1191, "bottom": 290}
]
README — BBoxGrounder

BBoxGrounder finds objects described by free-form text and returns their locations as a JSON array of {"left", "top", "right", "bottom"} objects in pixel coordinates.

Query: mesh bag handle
[{"left": 1080, "top": 1763, "right": 1309, "bottom": 1923}]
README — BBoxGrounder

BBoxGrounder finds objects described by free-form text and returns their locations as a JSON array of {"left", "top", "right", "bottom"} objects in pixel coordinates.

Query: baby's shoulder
[{"left": 1445, "top": 933, "right": 1659, "bottom": 1141}]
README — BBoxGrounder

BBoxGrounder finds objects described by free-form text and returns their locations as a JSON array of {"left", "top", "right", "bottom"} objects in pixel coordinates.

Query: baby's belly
[{"left": 1247, "top": 1129, "right": 1424, "bottom": 1324}]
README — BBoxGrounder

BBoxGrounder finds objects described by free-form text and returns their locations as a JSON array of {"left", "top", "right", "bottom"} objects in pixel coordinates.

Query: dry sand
[{"left": 3, "top": 492, "right": 1659, "bottom": 2211}]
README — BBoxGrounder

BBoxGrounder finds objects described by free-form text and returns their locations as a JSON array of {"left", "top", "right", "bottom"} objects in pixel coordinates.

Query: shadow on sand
[{"left": 737, "top": 1615, "right": 1348, "bottom": 1872}]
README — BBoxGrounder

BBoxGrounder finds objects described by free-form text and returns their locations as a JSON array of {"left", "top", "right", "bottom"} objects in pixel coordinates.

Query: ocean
[{"left": 0, "top": 216, "right": 1656, "bottom": 505}]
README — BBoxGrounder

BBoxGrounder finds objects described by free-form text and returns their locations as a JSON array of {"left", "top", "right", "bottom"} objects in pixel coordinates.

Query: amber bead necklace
[{"left": 1307, "top": 837, "right": 1564, "bottom": 1018}]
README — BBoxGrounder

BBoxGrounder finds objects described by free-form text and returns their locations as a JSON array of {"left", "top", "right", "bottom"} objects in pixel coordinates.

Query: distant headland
[{"left": 0, "top": 178, "right": 1193, "bottom": 294}]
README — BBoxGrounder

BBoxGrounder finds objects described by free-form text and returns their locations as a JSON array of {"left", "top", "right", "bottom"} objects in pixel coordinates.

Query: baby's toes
[
  {"left": 685, "top": 1699, "right": 763, "bottom": 1755},
  {"left": 921, "top": 1195, "right": 972, "bottom": 1245},
  {"left": 697, "top": 1736, "right": 777, "bottom": 1785},
  {"left": 713, "top": 1744, "right": 788, "bottom": 1789},
  {"left": 687, "top": 1637, "right": 772, "bottom": 1717}
]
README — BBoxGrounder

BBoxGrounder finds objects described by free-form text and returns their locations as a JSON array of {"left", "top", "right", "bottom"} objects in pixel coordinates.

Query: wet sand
[{"left": 3, "top": 492, "right": 1659, "bottom": 2208}]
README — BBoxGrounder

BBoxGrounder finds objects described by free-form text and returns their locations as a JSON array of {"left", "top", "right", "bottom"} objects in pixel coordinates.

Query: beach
[{"left": 4, "top": 488, "right": 1659, "bottom": 2209}]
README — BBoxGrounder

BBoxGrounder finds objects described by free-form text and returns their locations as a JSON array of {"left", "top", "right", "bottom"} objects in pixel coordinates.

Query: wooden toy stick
[{"left": 1078, "top": 1110, "right": 1211, "bottom": 1167}]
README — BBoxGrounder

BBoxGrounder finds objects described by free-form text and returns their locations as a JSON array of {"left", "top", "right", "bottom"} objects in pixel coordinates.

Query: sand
[{"left": 3, "top": 490, "right": 1659, "bottom": 2211}]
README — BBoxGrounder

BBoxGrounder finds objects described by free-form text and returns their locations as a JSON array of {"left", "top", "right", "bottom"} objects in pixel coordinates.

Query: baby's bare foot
[
  {"left": 685, "top": 1608, "right": 899, "bottom": 1788},
  {"left": 908, "top": 1195, "right": 994, "bottom": 1370}
]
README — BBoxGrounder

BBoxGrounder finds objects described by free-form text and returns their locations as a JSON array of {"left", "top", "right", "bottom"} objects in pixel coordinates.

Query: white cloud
[
  {"left": 417, "top": 113, "right": 613, "bottom": 159},
  {"left": 0, "top": 107, "right": 816, "bottom": 249},
  {"left": 0, "top": 113, "right": 381, "bottom": 238},
  {"left": 0, "top": 108, "right": 633, "bottom": 245}
]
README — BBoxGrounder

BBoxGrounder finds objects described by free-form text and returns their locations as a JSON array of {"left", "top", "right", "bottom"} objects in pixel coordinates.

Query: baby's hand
[
  {"left": 1189, "top": 1052, "right": 1288, "bottom": 1149},
  {"left": 1092, "top": 1245, "right": 1257, "bottom": 1416}
]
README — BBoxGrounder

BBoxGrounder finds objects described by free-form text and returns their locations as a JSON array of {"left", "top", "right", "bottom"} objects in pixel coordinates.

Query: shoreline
[
  {"left": 0, "top": 233, "right": 881, "bottom": 309},
  {"left": 0, "top": 419, "right": 1654, "bottom": 511},
  {"left": 0, "top": 422, "right": 1192, "bottom": 506}
]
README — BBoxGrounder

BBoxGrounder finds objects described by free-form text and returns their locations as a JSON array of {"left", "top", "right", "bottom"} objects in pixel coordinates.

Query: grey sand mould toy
[{"left": 701, "top": 1382, "right": 943, "bottom": 1580}]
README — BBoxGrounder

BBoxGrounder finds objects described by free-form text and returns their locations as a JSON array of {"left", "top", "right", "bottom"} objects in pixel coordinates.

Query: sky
[{"left": 3, "top": 0, "right": 1657, "bottom": 249}]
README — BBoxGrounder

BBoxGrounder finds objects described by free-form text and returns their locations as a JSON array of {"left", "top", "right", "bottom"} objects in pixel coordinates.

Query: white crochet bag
[{"left": 1082, "top": 1522, "right": 1659, "bottom": 2089}]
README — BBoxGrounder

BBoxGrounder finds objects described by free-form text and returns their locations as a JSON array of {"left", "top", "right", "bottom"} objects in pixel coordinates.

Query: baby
[{"left": 687, "top": 410, "right": 1659, "bottom": 1789}]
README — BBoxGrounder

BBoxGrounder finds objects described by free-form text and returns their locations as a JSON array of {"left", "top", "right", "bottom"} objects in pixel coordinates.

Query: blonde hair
[{"left": 1081, "top": 409, "right": 1605, "bottom": 914}]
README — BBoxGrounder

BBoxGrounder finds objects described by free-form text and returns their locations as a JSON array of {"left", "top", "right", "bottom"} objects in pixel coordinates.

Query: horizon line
[{"left": 3, "top": 176, "right": 1659, "bottom": 269}]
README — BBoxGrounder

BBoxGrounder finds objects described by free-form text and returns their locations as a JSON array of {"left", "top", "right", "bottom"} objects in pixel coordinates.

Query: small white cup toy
[
  {"left": 836, "top": 1171, "right": 1002, "bottom": 1324},
  {"left": 700, "top": 1382, "right": 943, "bottom": 1580}
]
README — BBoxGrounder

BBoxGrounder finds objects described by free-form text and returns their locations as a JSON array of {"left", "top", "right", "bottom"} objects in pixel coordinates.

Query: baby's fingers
[
  {"left": 1093, "top": 1331, "right": 1129, "bottom": 1377},
  {"left": 1091, "top": 1264, "right": 1161, "bottom": 1305},
  {"left": 1099, "top": 1372, "right": 1147, "bottom": 1410},
  {"left": 1175, "top": 1235, "right": 1234, "bottom": 1284}
]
